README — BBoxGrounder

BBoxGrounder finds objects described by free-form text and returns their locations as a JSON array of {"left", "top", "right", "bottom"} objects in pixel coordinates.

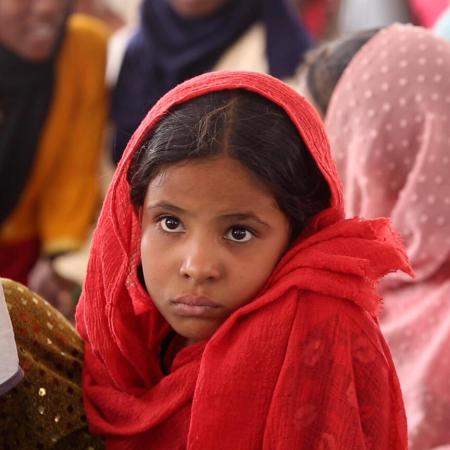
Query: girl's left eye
[{"left": 225, "top": 227, "right": 254, "bottom": 242}]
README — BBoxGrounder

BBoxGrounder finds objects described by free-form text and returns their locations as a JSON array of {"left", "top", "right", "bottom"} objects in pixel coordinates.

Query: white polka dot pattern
[
  {"left": 325, "top": 24, "right": 450, "bottom": 450},
  {"left": 326, "top": 23, "right": 450, "bottom": 284}
]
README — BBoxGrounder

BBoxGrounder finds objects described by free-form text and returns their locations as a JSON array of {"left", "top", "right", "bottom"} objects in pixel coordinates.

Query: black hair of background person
[
  {"left": 0, "top": 10, "right": 71, "bottom": 225},
  {"left": 111, "top": 0, "right": 312, "bottom": 164},
  {"left": 304, "top": 28, "right": 379, "bottom": 115}
]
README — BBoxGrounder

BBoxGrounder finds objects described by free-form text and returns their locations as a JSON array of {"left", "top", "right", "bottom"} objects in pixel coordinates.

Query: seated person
[
  {"left": 326, "top": 24, "right": 450, "bottom": 450},
  {"left": 111, "top": 0, "right": 312, "bottom": 162},
  {"left": 0, "top": 0, "right": 108, "bottom": 315}
]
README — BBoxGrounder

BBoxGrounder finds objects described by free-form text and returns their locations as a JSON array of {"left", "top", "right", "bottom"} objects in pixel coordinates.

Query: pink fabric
[
  {"left": 326, "top": 24, "right": 450, "bottom": 450},
  {"left": 409, "top": 0, "right": 449, "bottom": 27},
  {"left": 77, "top": 71, "right": 411, "bottom": 449}
]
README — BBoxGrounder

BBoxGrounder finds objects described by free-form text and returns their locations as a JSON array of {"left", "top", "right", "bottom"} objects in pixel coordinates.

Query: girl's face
[
  {"left": 140, "top": 154, "right": 291, "bottom": 345},
  {"left": 167, "top": 0, "right": 228, "bottom": 18},
  {"left": 0, "top": 0, "right": 69, "bottom": 61}
]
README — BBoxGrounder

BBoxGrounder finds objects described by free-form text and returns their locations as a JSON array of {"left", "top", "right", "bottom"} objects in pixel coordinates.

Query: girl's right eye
[{"left": 158, "top": 216, "right": 184, "bottom": 233}]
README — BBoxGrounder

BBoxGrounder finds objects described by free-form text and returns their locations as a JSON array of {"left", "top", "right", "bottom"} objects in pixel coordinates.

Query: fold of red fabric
[{"left": 76, "top": 71, "right": 411, "bottom": 449}]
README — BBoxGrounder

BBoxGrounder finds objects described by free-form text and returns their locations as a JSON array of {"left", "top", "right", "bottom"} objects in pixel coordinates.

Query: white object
[
  {"left": 0, "top": 282, "right": 22, "bottom": 395},
  {"left": 337, "top": 0, "right": 412, "bottom": 34}
]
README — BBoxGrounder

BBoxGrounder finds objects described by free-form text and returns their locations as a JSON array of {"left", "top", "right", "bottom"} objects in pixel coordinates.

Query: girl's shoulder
[{"left": 297, "top": 292, "right": 390, "bottom": 366}]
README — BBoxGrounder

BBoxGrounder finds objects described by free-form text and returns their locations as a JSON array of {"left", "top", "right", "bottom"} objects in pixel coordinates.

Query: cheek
[
  {"left": 140, "top": 231, "right": 160, "bottom": 274},
  {"left": 0, "top": 12, "right": 23, "bottom": 42},
  {"left": 140, "top": 229, "right": 175, "bottom": 296},
  {"left": 231, "top": 245, "right": 286, "bottom": 302}
]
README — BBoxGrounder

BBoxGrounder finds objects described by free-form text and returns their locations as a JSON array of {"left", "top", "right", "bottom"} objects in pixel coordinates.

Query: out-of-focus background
[{"left": 2, "top": 2, "right": 450, "bottom": 447}]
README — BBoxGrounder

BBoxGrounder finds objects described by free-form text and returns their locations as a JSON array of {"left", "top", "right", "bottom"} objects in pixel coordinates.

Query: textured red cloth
[{"left": 76, "top": 71, "right": 412, "bottom": 449}]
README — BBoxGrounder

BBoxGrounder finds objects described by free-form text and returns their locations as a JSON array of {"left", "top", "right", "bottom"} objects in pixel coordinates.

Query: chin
[
  {"left": 170, "top": 0, "right": 224, "bottom": 19},
  {"left": 176, "top": 320, "right": 218, "bottom": 345},
  {"left": 21, "top": 48, "right": 54, "bottom": 62}
]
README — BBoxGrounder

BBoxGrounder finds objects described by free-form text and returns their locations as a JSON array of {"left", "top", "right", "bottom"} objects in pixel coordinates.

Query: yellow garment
[{"left": 0, "top": 15, "right": 108, "bottom": 255}]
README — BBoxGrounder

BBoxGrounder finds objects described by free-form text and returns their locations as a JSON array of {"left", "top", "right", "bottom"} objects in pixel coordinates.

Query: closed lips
[{"left": 171, "top": 295, "right": 220, "bottom": 308}]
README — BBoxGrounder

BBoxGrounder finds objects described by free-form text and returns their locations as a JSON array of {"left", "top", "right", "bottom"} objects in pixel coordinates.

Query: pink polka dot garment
[{"left": 326, "top": 24, "right": 450, "bottom": 450}]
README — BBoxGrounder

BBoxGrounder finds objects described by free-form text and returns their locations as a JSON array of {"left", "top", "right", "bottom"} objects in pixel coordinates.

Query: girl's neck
[{"left": 160, "top": 332, "right": 190, "bottom": 374}]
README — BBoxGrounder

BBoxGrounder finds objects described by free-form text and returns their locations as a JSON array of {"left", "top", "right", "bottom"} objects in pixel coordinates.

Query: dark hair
[
  {"left": 301, "top": 28, "right": 380, "bottom": 115},
  {"left": 128, "top": 89, "right": 330, "bottom": 240}
]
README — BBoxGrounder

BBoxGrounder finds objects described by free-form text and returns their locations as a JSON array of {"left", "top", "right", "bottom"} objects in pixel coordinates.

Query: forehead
[
  {"left": 0, "top": 0, "right": 68, "bottom": 17},
  {"left": 145, "top": 156, "right": 279, "bottom": 213},
  {"left": 0, "top": 0, "right": 70, "bottom": 10}
]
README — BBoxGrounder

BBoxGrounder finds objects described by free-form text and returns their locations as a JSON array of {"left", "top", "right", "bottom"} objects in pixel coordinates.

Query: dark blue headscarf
[{"left": 112, "top": 0, "right": 312, "bottom": 162}]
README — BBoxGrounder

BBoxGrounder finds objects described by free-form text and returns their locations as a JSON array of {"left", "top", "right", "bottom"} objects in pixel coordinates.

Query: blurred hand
[{"left": 28, "top": 257, "right": 80, "bottom": 320}]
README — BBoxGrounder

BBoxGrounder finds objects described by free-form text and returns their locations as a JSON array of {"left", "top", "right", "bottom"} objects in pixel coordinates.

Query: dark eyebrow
[
  {"left": 147, "top": 201, "right": 186, "bottom": 214},
  {"left": 218, "top": 213, "right": 271, "bottom": 229}
]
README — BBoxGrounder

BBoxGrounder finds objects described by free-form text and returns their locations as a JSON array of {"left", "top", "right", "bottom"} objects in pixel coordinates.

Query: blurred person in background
[
  {"left": 324, "top": 24, "right": 450, "bottom": 450},
  {"left": 111, "top": 0, "right": 312, "bottom": 163},
  {"left": 296, "top": 27, "right": 379, "bottom": 116},
  {"left": 0, "top": 277, "right": 104, "bottom": 448},
  {"left": 0, "top": 0, "right": 108, "bottom": 317}
]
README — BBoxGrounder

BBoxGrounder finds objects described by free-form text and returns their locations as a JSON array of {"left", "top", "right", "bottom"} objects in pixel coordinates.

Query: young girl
[{"left": 76, "top": 70, "right": 411, "bottom": 449}]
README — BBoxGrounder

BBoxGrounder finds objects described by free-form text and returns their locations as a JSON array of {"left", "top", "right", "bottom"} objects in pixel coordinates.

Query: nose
[{"left": 179, "top": 238, "right": 222, "bottom": 284}]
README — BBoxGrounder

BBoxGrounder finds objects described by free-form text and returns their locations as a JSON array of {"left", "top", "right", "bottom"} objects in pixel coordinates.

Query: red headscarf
[{"left": 76, "top": 71, "right": 411, "bottom": 449}]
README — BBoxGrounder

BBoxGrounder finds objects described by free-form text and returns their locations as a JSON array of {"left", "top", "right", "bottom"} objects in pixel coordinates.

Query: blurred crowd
[{"left": 1, "top": 0, "right": 450, "bottom": 449}]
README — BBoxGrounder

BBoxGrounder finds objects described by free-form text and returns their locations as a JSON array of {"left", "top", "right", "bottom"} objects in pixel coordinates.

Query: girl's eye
[
  {"left": 225, "top": 227, "right": 253, "bottom": 243},
  {"left": 159, "top": 216, "right": 184, "bottom": 233}
]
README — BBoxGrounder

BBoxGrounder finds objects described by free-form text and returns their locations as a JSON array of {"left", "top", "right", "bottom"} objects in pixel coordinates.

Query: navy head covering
[{"left": 112, "top": 0, "right": 312, "bottom": 162}]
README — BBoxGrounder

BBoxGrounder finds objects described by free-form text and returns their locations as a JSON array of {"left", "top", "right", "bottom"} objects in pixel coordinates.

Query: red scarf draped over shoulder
[{"left": 76, "top": 71, "right": 412, "bottom": 449}]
